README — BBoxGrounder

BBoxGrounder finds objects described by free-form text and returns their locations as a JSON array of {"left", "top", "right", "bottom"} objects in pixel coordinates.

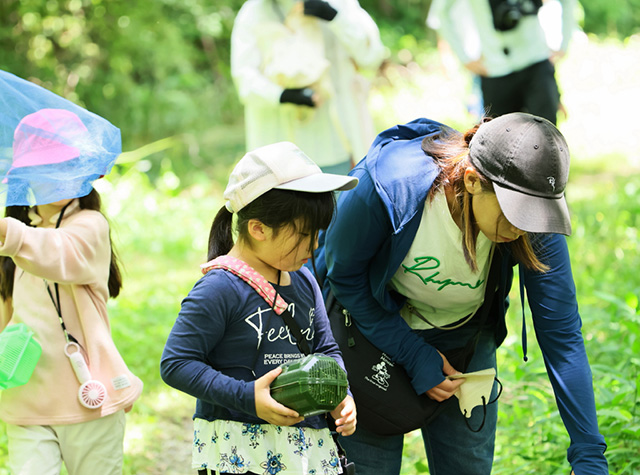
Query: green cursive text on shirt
[{"left": 402, "top": 256, "right": 484, "bottom": 291}]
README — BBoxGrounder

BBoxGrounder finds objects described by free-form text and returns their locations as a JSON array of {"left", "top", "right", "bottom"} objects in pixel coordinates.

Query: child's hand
[
  {"left": 330, "top": 395, "right": 357, "bottom": 436},
  {"left": 255, "top": 367, "right": 305, "bottom": 426}
]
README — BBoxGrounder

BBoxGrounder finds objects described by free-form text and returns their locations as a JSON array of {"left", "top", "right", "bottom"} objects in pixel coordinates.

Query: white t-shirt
[{"left": 389, "top": 191, "right": 493, "bottom": 330}]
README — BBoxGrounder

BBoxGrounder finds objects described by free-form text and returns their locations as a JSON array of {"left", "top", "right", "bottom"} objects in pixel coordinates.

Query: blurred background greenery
[{"left": 0, "top": 0, "right": 639, "bottom": 473}]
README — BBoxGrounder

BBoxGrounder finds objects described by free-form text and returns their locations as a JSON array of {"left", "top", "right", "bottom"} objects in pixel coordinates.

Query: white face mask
[{"left": 449, "top": 368, "right": 500, "bottom": 419}]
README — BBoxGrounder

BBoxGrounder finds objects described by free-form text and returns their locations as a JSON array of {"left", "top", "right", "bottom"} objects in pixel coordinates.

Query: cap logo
[{"left": 547, "top": 176, "right": 556, "bottom": 191}]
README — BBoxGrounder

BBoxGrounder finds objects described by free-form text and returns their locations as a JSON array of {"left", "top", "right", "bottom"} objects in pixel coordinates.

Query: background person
[
  {"left": 427, "top": 0, "right": 577, "bottom": 124},
  {"left": 231, "top": 0, "right": 385, "bottom": 173}
]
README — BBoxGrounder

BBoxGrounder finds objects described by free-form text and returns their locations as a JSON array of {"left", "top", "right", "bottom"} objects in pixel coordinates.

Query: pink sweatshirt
[{"left": 0, "top": 200, "right": 143, "bottom": 425}]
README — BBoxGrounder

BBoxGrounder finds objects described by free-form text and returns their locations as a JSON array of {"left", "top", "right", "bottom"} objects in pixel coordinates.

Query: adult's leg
[
  {"left": 480, "top": 73, "right": 523, "bottom": 119},
  {"left": 522, "top": 59, "right": 560, "bottom": 124},
  {"left": 58, "top": 410, "right": 126, "bottom": 475},
  {"left": 421, "top": 330, "right": 499, "bottom": 475},
  {"left": 338, "top": 426, "right": 404, "bottom": 475},
  {"left": 7, "top": 423, "right": 63, "bottom": 475}
]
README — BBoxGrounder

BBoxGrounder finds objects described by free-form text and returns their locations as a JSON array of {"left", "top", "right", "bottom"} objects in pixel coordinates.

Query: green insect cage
[
  {"left": 270, "top": 354, "right": 348, "bottom": 417},
  {"left": 0, "top": 323, "right": 42, "bottom": 390}
]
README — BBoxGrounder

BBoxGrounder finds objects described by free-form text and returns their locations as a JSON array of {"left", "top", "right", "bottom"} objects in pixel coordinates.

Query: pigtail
[
  {"left": 78, "top": 190, "right": 123, "bottom": 298},
  {"left": 0, "top": 206, "right": 30, "bottom": 300},
  {"left": 107, "top": 249, "right": 123, "bottom": 298},
  {"left": 0, "top": 256, "right": 17, "bottom": 301},
  {"left": 207, "top": 206, "right": 235, "bottom": 261}
]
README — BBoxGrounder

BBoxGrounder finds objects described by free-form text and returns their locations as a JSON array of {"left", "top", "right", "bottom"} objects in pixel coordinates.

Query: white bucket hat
[{"left": 224, "top": 141, "right": 358, "bottom": 213}]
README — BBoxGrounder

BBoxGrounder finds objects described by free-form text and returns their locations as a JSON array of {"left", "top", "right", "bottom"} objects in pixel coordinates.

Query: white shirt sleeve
[
  {"left": 231, "top": 2, "right": 284, "bottom": 105},
  {"left": 326, "top": 0, "right": 386, "bottom": 71}
]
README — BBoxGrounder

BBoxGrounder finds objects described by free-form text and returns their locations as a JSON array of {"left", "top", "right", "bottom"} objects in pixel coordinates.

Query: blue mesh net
[{"left": 0, "top": 70, "right": 121, "bottom": 207}]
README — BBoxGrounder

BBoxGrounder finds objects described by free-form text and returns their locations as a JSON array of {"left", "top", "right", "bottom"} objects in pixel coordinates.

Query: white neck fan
[{"left": 64, "top": 342, "right": 107, "bottom": 409}]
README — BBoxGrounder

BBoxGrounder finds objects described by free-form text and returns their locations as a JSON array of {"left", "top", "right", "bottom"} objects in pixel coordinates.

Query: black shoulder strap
[{"left": 276, "top": 304, "right": 311, "bottom": 356}]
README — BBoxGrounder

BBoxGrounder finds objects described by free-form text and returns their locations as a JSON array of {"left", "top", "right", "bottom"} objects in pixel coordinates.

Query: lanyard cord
[
  {"left": 43, "top": 201, "right": 78, "bottom": 345},
  {"left": 250, "top": 270, "right": 312, "bottom": 372},
  {"left": 271, "top": 270, "right": 311, "bottom": 356},
  {"left": 45, "top": 281, "right": 78, "bottom": 344},
  {"left": 246, "top": 270, "right": 281, "bottom": 378}
]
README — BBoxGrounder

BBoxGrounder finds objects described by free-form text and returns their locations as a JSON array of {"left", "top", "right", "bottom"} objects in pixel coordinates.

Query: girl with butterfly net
[{"left": 0, "top": 70, "right": 142, "bottom": 474}]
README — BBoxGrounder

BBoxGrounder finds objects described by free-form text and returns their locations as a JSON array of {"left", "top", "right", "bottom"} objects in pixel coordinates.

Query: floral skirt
[{"left": 192, "top": 418, "right": 343, "bottom": 475}]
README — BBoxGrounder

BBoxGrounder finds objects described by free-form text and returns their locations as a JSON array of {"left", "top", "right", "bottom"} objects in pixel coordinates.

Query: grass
[{"left": 0, "top": 34, "right": 638, "bottom": 474}]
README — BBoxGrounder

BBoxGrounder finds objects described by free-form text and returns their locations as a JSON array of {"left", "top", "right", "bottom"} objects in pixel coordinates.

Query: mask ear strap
[
  {"left": 462, "top": 377, "right": 503, "bottom": 433},
  {"left": 463, "top": 398, "right": 487, "bottom": 433},
  {"left": 488, "top": 377, "right": 503, "bottom": 404}
]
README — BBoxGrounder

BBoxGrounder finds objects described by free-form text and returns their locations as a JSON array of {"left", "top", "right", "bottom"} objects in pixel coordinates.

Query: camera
[{"left": 490, "top": 0, "right": 542, "bottom": 32}]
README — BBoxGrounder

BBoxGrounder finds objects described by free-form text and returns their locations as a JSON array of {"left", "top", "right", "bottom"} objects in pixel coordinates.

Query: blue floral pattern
[
  {"left": 191, "top": 419, "right": 342, "bottom": 474},
  {"left": 194, "top": 430, "right": 207, "bottom": 453},
  {"left": 260, "top": 450, "right": 287, "bottom": 474},
  {"left": 242, "top": 423, "right": 268, "bottom": 449},
  {"left": 288, "top": 428, "right": 313, "bottom": 456},
  {"left": 219, "top": 446, "right": 248, "bottom": 473}
]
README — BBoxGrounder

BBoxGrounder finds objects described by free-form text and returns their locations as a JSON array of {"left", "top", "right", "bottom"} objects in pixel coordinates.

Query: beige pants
[{"left": 6, "top": 410, "right": 126, "bottom": 475}]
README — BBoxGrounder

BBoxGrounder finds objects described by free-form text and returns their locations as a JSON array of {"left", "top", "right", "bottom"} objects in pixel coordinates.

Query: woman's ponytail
[{"left": 207, "top": 206, "right": 235, "bottom": 261}]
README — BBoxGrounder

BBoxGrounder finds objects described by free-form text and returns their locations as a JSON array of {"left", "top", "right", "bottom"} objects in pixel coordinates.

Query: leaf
[{"left": 597, "top": 408, "right": 633, "bottom": 422}]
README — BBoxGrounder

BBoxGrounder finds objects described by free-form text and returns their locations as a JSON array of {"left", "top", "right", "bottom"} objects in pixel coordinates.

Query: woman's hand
[
  {"left": 330, "top": 395, "right": 357, "bottom": 436},
  {"left": 255, "top": 367, "right": 305, "bottom": 426},
  {"left": 425, "top": 351, "right": 465, "bottom": 402}
]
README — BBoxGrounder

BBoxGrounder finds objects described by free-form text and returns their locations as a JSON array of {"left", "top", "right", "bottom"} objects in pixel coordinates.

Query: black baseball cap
[{"left": 468, "top": 113, "right": 572, "bottom": 235}]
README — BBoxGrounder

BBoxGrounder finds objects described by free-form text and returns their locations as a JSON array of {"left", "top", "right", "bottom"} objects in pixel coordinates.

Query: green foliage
[
  {"left": 580, "top": 0, "right": 640, "bottom": 39},
  {"left": 0, "top": 0, "right": 246, "bottom": 184},
  {"left": 570, "top": 178, "right": 640, "bottom": 472},
  {"left": 360, "top": 0, "right": 437, "bottom": 62},
  {"left": 0, "top": 1, "right": 639, "bottom": 473},
  {"left": 1, "top": 0, "right": 638, "bottom": 190}
]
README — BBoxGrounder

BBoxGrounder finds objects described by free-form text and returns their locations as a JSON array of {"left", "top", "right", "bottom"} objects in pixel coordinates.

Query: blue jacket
[{"left": 316, "top": 118, "right": 608, "bottom": 473}]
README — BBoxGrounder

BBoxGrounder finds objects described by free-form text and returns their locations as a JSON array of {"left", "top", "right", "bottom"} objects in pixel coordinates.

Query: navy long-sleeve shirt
[{"left": 161, "top": 266, "right": 345, "bottom": 429}]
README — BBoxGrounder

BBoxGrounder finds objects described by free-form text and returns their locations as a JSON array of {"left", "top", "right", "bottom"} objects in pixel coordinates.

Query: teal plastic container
[
  {"left": 0, "top": 323, "right": 42, "bottom": 390},
  {"left": 270, "top": 354, "right": 348, "bottom": 417}
]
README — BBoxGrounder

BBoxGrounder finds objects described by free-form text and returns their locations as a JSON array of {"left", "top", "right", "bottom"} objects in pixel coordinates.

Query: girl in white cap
[
  {"left": 316, "top": 113, "right": 608, "bottom": 475},
  {"left": 161, "top": 141, "right": 358, "bottom": 475}
]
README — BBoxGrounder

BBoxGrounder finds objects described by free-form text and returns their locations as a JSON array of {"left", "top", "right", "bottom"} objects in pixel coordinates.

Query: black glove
[
  {"left": 303, "top": 0, "right": 338, "bottom": 21},
  {"left": 280, "top": 87, "right": 316, "bottom": 107}
]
